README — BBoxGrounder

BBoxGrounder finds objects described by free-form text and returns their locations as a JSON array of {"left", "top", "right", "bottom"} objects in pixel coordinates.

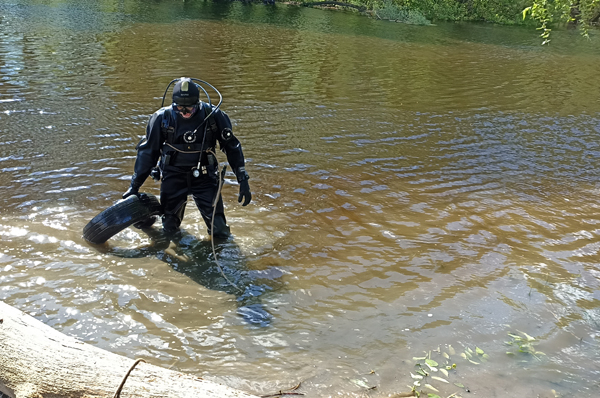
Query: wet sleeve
[
  {"left": 131, "top": 112, "right": 163, "bottom": 187},
  {"left": 216, "top": 110, "right": 248, "bottom": 182}
]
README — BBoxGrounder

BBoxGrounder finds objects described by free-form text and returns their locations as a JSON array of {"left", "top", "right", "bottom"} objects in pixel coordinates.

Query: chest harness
[{"left": 159, "top": 102, "right": 219, "bottom": 178}]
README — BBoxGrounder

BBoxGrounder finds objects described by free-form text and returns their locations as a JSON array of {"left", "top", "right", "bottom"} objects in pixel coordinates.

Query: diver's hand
[
  {"left": 122, "top": 185, "right": 139, "bottom": 200},
  {"left": 238, "top": 180, "right": 252, "bottom": 206}
]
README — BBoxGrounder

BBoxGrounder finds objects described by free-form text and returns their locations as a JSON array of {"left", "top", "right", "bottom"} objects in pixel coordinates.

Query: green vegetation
[
  {"left": 505, "top": 331, "right": 547, "bottom": 361},
  {"left": 373, "top": 1, "right": 431, "bottom": 25},
  {"left": 297, "top": 0, "right": 600, "bottom": 42},
  {"left": 523, "top": 0, "right": 600, "bottom": 43},
  {"left": 407, "top": 345, "right": 487, "bottom": 397}
]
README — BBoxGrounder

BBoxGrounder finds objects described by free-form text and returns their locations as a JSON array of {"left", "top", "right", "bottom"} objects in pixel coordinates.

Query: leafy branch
[{"left": 523, "top": 0, "right": 600, "bottom": 44}]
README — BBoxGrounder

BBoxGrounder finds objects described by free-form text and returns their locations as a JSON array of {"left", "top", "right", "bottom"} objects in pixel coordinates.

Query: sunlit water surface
[{"left": 1, "top": 1, "right": 600, "bottom": 397}]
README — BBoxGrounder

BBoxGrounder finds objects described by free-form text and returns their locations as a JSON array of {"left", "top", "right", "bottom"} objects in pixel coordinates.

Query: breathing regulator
[{"left": 161, "top": 77, "right": 223, "bottom": 123}]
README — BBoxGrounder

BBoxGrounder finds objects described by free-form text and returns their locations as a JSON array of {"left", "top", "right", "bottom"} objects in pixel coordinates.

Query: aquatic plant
[
  {"left": 406, "top": 344, "right": 488, "bottom": 397},
  {"left": 505, "top": 331, "right": 546, "bottom": 361}
]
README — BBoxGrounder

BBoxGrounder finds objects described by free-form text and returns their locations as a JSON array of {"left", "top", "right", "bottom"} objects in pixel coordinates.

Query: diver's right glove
[{"left": 123, "top": 179, "right": 142, "bottom": 200}]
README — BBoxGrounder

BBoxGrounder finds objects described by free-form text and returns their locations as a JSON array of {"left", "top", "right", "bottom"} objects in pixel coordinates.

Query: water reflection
[{"left": 92, "top": 226, "right": 282, "bottom": 328}]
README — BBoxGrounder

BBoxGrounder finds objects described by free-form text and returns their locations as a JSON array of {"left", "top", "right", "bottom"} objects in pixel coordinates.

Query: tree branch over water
[{"left": 523, "top": 0, "right": 600, "bottom": 43}]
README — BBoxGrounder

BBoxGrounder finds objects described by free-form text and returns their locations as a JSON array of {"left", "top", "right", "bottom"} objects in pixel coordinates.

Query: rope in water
[{"left": 210, "top": 164, "right": 242, "bottom": 293}]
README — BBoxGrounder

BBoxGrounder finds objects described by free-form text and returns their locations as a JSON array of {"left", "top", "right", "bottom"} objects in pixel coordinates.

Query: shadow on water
[{"left": 90, "top": 226, "right": 281, "bottom": 328}]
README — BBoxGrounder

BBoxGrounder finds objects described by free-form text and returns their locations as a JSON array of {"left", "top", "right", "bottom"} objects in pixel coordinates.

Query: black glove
[
  {"left": 238, "top": 179, "right": 252, "bottom": 206},
  {"left": 123, "top": 180, "right": 141, "bottom": 200},
  {"left": 122, "top": 186, "right": 139, "bottom": 200}
]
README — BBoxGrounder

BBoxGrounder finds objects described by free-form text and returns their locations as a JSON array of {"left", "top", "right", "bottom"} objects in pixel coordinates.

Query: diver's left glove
[
  {"left": 238, "top": 180, "right": 252, "bottom": 206},
  {"left": 236, "top": 167, "right": 252, "bottom": 206}
]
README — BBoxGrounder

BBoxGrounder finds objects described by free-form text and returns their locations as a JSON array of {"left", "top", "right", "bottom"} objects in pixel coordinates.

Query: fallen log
[
  {"left": 0, "top": 300, "right": 259, "bottom": 398},
  {"left": 302, "top": 1, "right": 366, "bottom": 12}
]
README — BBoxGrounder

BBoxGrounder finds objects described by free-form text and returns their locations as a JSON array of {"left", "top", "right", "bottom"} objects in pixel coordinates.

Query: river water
[{"left": 1, "top": 1, "right": 600, "bottom": 397}]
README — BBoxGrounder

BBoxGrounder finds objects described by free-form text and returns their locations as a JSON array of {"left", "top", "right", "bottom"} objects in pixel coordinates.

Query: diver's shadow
[{"left": 98, "top": 226, "right": 278, "bottom": 328}]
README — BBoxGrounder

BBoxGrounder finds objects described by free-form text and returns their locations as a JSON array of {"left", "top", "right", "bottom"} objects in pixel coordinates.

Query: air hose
[{"left": 210, "top": 165, "right": 242, "bottom": 292}]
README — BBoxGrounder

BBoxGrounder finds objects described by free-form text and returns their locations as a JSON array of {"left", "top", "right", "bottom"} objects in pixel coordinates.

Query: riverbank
[
  {"left": 287, "top": 0, "right": 599, "bottom": 40},
  {"left": 0, "top": 301, "right": 259, "bottom": 398},
  {"left": 287, "top": 0, "right": 532, "bottom": 25}
]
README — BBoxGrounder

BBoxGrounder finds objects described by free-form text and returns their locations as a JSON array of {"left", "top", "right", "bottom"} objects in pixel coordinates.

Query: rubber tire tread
[{"left": 83, "top": 193, "right": 162, "bottom": 244}]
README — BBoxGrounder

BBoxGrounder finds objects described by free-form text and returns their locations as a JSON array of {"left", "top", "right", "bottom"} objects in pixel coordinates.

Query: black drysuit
[{"left": 130, "top": 103, "right": 246, "bottom": 237}]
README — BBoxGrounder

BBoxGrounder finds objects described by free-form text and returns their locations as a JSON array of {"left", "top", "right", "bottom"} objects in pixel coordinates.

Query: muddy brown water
[{"left": 1, "top": 1, "right": 600, "bottom": 397}]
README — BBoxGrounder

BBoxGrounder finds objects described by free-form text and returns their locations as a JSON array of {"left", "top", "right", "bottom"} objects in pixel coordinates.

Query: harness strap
[
  {"left": 160, "top": 108, "right": 176, "bottom": 144},
  {"left": 161, "top": 103, "right": 218, "bottom": 141},
  {"left": 165, "top": 143, "right": 206, "bottom": 152},
  {"left": 203, "top": 102, "right": 219, "bottom": 135},
  {"left": 159, "top": 103, "right": 219, "bottom": 167},
  {"left": 163, "top": 143, "right": 217, "bottom": 168}
]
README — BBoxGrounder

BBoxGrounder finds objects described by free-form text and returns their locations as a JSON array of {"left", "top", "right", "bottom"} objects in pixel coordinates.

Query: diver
[{"left": 123, "top": 77, "right": 252, "bottom": 238}]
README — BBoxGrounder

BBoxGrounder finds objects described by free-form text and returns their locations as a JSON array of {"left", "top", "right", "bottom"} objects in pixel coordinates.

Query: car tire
[{"left": 83, "top": 193, "right": 162, "bottom": 244}]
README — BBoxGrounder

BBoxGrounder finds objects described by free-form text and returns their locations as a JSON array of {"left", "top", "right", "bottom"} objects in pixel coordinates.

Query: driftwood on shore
[
  {"left": 0, "top": 301, "right": 259, "bottom": 398},
  {"left": 301, "top": 1, "right": 366, "bottom": 12}
]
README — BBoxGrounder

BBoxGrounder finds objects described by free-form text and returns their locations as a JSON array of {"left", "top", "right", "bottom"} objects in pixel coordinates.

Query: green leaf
[
  {"left": 424, "top": 384, "right": 439, "bottom": 393},
  {"left": 440, "top": 368, "right": 449, "bottom": 377},
  {"left": 521, "top": 332, "right": 536, "bottom": 342},
  {"left": 425, "top": 363, "right": 438, "bottom": 372},
  {"left": 476, "top": 347, "right": 484, "bottom": 355},
  {"left": 522, "top": 6, "right": 531, "bottom": 20},
  {"left": 425, "top": 359, "right": 439, "bottom": 367},
  {"left": 427, "top": 394, "right": 441, "bottom": 398},
  {"left": 454, "top": 382, "right": 465, "bottom": 388}
]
